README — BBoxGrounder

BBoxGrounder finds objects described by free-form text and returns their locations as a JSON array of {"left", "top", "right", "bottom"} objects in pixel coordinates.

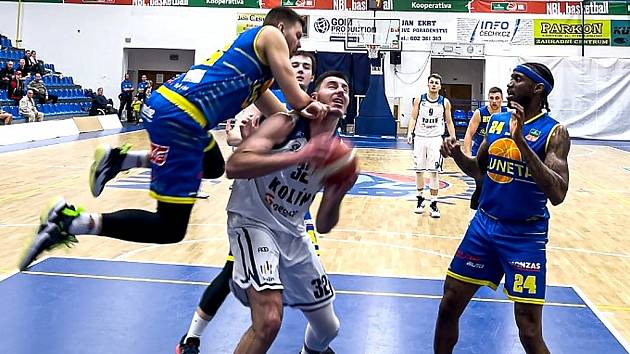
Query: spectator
[
  {"left": 130, "top": 95, "right": 142, "bottom": 123},
  {"left": 16, "top": 58, "right": 29, "bottom": 78},
  {"left": 89, "top": 87, "right": 116, "bottom": 116},
  {"left": 118, "top": 73, "right": 133, "bottom": 121},
  {"left": 0, "top": 60, "right": 14, "bottom": 89},
  {"left": 19, "top": 89, "right": 44, "bottom": 122},
  {"left": 28, "top": 73, "right": 58, "bottom": 104},
  {"left": 28, "top": 50, "right": 45, "bottom": 76},
  {"left": 8, "top": 71, "right": 24, "bottom": 102},
  {"left": 136, "top": 74, "right": 148, "bottom": 100},
  {"left": 0, "top": 106, "right": 13, "bottom": 125},
  {"left": 23, "top": 49, "right": 31, "bottom": 62}
]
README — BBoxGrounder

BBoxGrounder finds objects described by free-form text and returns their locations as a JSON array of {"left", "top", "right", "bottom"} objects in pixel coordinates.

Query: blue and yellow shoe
[
  {"left": 18, "top": 197, "right": 79, "bottom": 271},
  {"left": 89, "top": 143, "right": 131, "bottom": 197},
  {"left": 175, "top": 335, "right": 200, "bottom": 354}
]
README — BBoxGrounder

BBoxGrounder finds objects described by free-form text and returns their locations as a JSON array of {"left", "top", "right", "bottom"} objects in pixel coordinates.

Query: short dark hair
[
  {"left": 488, "top": 87, "right": 503, "bottom": 95},
  {"left": 263, "top": 7, "right": 305, "bottom": 28},
  {"left": 292, "top": 51, "right": 317, "bottom": 77},
  {"left": 428, "top": 73, "right": 442, "bottom": 84},
  {"left": 522, "top": 62, "right": 554, "bottom": 112},
  {"left": 313, "top": 71, "right": 349, "bottom": 91}
]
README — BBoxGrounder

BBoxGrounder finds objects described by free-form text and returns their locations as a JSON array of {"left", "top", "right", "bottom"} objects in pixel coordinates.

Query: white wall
[
  {"left": 126, "top": 48, "right": 195, "bottom": 72},
  {"left": 430, "top": 58, "right": 485, "bottom": 101}
]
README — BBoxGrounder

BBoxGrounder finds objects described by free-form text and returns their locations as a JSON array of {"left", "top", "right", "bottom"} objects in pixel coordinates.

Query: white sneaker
[{"left": 429, "top": 201, "right": 440, "bottom": 218}]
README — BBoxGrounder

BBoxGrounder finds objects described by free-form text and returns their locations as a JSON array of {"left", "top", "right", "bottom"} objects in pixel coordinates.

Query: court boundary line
[
  {"left": 18, "top": 269, "right": 586, "bottom": 309},
  {"left": 0, "top": 129, "right": 144, "bottom": 154},
  {"left": 573, "top": 286, "right": 630, "bottom": 353}
]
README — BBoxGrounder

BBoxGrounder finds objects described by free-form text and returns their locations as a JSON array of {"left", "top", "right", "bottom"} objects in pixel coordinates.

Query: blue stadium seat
[{"left": 467, "top": 111, "right": 474, "bottom": 119}]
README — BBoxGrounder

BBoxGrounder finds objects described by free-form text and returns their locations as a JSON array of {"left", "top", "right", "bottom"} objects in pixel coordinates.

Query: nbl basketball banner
[
  {"left": 469, "top": 0, "right": 630, "bottom": 15},
  {"left": 456, "top": 18, "right": 533, "bottom": 45}
]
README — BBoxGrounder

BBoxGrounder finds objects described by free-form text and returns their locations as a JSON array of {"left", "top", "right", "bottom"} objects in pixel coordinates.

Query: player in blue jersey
[
  {"left": 18, "top": 7, "right": 334, "bottom": 271},
  {"left": 176, "top": 51, "right": 318, "bottom": 354},
  {"left": 463, "top": 87, "right": 507, "bottom": 220},
  {"left": 435, "top": 62, "right": 570, "bottom": 354}
]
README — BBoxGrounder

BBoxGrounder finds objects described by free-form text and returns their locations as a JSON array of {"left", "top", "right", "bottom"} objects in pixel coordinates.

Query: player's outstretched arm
[
  {"left": 255, "top": 89, "right": 288, "bottom": 118},
  {"left": 258, "top": 27, "right": 312, "bottom": 111},
  {"left": 316, "top": 174, "right": 357, "bottom": 234},
  {"left": 463, "top": 109, "right": 481, "bottom": 155},
  {"left": 225, "top": 113, "right": 299, "bottom": 179}
]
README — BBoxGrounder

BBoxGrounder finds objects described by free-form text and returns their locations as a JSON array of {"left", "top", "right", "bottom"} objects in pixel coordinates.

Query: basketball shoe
[
  {"left": 414, "top": 196, "right": 426, "bottom": 214},
  {"left": 89, "top": 143, "right": 132, "bottom": 197},
  {"left": 429, "top": 201, "right": 441, "bottom": 218},
  {"left": 176, "top": 335, "right": 200, "bottom": 354},
  {"left": 19, "top": 197, "right": 79, "bottom": 271}
]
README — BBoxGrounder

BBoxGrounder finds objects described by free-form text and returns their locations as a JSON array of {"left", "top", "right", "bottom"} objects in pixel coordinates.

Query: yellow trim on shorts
[
  {"left": 149, "top": 191, "right": 196, "bottom": 204},
  {"left": 226, "top": 254, "right": 234, "bottom": 262},
  {"left": 204, "top": 135, "right": 217, "bottom": 152},
  {"left": 545, "top": 123, "right": 561, "bottom": 154},
  {"left": 503, "top": 288, "right": 545, "bottom": 305},
  {"left": 156, "top": 86, "right": 207, "bottom": 128},
  {"left": 253, "top": 26, "right": 269, "bottom": 66},
  {"left": 447, "top": 270, "right": 499, "bottom": 291}
]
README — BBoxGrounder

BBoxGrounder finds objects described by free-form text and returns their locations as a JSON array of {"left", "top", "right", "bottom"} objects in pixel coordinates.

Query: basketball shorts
[
  {"left": 143, "top": 93, "right": 216, "bottom": 204},
  {"left": 471, "top": 140, "right": 481, "bottom": 157},
  {"left": 227, "top": 212, "right": 335, "bottom": 311},
  {"left": 447, "top": 210, "right": 549, "bottom": 305},
  {"left": 413, "top": 136, "right": 443, "bottom": 171}
]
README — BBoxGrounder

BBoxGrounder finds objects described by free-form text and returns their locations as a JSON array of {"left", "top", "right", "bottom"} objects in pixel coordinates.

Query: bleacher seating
[{"left": 0, "top": 33, "right": 91, "bottom": 123}]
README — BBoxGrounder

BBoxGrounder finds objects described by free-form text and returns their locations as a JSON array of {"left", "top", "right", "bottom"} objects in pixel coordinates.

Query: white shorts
[
  {"left": 227, "top": 212, "right": 335, "bottom": 311},
  {"left": 413, "top": 136, "right": 444, "bottom": 171}
]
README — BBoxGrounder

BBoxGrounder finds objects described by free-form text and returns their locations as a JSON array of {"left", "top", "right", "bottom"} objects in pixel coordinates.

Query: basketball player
[
  {"left": 406, "top": 73, "right": 455, "bottom": 218},
  {"left": 225, "top": 71, "right": 353, "bottom": 354},
  {"left": 463, "top": 87, "right": 507, "bottom": 220},
  {"left": 176, "top": 52, "right": 318, "bottom": 354},
  {"left": 18, "top": 7, "right": 334, "bottom": 271},
  {"left": 435, "top": 62, "right": 570, "bottom": 354}
]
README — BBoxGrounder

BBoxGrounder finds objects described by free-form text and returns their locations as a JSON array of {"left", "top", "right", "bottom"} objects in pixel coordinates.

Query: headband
[{"left": 514, "top": 64, "right": 553, "bottom": 95}]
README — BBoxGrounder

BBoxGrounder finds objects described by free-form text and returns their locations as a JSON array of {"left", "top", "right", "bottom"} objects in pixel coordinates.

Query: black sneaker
[
  {"left": 19, "top": 197, "right": 80, "bottom": 271},
  {"left": 414, "top": 196, "right": 426, "bottom": 214},
  {"left": 176, "top": 335, "right": 200, "bottom": 354},
  {"left": 89, "top": 143, "right": 132, "bottom": 197},
  {"left": 429, "top": 201, "right": 441, "bottom": 218}
]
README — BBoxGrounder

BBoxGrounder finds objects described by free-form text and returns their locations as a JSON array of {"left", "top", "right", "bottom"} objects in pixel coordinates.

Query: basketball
[{"left": 320, "top": 138, "right": 359, "bottom": 187}]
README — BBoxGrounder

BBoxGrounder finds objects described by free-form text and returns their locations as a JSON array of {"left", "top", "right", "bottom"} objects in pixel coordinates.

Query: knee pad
[{"left": 429, "top": 172, "right": 440, "bottom": 190}]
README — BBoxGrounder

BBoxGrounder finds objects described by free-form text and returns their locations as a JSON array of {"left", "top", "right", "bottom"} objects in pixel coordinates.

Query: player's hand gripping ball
[{"left": 319, "top": 138, "right": 359, "bottom": 187}]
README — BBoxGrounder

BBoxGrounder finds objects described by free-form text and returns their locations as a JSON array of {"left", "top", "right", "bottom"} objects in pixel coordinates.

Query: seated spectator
[
  {"left": 0, "top": 107, "right": 13, "bottom": 125},
  {"left": 89, "top": 87, "right": 116, "bottom": 116},
  {"left": 28, "top": 73, "right": 57, "bottom": 104},
  {"left": 0, "top": 61, "right": 15, "bottom": 90},
  {"left": 8, "top": 71, "right": 24, "bottom": 103},
  {"left": 19, "top": 89, "right": 44, "bottom": 122},
  {"left": 28, "top": 50, "right": 46, "bottom": 76},
  {"left": 16, "top": 59, "right": 30, "bottom": 78},
  {"left": 23, "top": 49, "right": 31, "bottom": 62}
]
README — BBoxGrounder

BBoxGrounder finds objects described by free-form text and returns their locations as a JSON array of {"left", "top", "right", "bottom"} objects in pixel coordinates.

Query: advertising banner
[
  {"left": 393, "top": 0, "right": 469, "bottom": 12},
  {"left": 457, "top": 18, "right": 533, "bottom": 45},
  {"left": 470, "top": 0, "right": 629, "bottom": 15},
  {"left": 534, "top": 19, "right": 611, "bottom": 45},
  {"left": 237, "top": 12, "right": 266, "bottom": 34},
  {"left": 611, "top": 20, "right": 630, "bottom": 46}
]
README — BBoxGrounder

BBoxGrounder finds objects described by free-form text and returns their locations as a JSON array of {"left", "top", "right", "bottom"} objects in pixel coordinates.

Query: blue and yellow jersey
[
  {"left": 478, "top": 112, "right": 560, "bottom": 221},
  {"left": 472, "top": 105, "right": 508, "bottom": 147},
  {"left": 151, "top": 26, "right": 274, "bottom": 130}
]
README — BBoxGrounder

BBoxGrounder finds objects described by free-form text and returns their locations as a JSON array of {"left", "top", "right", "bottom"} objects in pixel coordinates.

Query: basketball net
[{"left": 366, "top": 44, "right": 383, "bottom": 75}]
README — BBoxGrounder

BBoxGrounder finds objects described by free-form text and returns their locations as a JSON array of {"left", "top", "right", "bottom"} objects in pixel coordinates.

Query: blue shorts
[
  {"left": 448, "top": 211, "right": 548, "bottom": 305},
  {"left": 143, "top": 94, "right": 215, "bottom": 204},
  {"left": 471, "top": 140, "right": 481, "bottom": 156}
]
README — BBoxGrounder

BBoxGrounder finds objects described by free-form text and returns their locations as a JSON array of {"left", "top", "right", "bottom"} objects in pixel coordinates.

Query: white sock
[
  {"left": 431, "top": 194, "right": 438, "bottom": 203},
  {"left": 121, "top": 150, "right": 150, "bottom": 170},
  {"left": 185, "top": 311, "right": 211, "bottom": 341},
  {"left": 68, "top": 213, "right": 101, "bottom": 235}
]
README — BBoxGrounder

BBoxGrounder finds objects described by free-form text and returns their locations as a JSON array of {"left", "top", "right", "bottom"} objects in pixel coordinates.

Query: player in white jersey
[
  {"left": 225, "top": 71, "right": 353, "bottom": 354},
  {"left": 406, "top": 73, "right": 455, "bottom": 218}
]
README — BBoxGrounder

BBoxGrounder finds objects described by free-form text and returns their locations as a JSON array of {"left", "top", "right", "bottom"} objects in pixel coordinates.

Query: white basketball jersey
[
  {"left": 226, "top": 119, "right": 324, "bottom": 236},
  {"left": 414, "top": 94, "right": 446, "bottom": 138}
]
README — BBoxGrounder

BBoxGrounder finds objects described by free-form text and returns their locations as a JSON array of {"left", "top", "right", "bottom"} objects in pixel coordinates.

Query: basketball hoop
[{"left": 366, "top": 43, "right": 381, "bottom": 59}]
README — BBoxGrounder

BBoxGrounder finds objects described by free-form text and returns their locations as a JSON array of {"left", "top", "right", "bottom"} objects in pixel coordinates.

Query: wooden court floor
[{"left": 1, "top": 129, "right": 629, "bottom": 343}]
